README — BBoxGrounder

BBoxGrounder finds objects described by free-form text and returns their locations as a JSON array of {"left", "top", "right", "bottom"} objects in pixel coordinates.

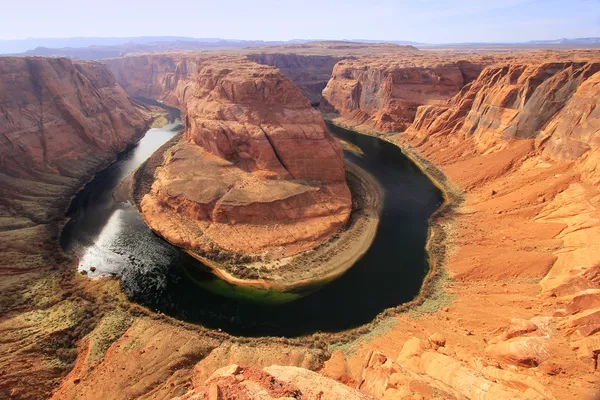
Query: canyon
[{"left": 0, "top": 43, "right": 599, "bottom": 400}]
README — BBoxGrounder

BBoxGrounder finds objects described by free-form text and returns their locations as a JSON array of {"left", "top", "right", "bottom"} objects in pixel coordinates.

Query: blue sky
[{"left": 2, "top": 0, "right": 599, "bottom": 42}]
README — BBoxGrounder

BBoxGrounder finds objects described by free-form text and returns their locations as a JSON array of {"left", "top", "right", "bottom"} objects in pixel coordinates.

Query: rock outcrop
[
  {"left": 139, "top": 57, "right": 352, "bottom": 263},
  {"left": 6, "top": 47, "right": 600, "bottom": 400},
  {"left": 178, "top": 364, "right": 372, "bottom": 400},
  {"left": 377, "top": 55, "right": 600, "bottom": 399},
  {"left": 321, "top": 57, "right": 483, "bottom": 132},
  {"left": 0, "top": 56, "right": 149, "bottom": 272}
]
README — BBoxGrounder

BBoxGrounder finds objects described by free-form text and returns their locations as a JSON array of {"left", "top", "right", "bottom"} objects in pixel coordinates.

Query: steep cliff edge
[
  {"left": 246, "top": 53, "right": 344, "bottom": 105},
  {"left": 104, "top": 54, "right": 200, "bottom": 107},
  {"left": 321, "top": 56, "right": 484, "bottom": 133},
  {"left": 0, "top": 57, "right": 150, "bottom": 272},
  {"left": 137, "top": 57, "right": 362, "bottom": 288},
  {"left": 407, "top": 61, "right": 600, "bottom": 160}
]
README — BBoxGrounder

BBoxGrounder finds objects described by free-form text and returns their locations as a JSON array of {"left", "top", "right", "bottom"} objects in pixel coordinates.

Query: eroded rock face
[
  {"left": 321, "top": 57, "right": 483, "bottom": 132},
  {"left": 0, "top": 57, "right": 147, "bottom": 178},
  {"left": 246, "top": 53, "right": 344, "bottom": 105},
  {"left": 407, "top": 61, "right": 600, "bottom": 163},
  {"left": 140, "top": 57, "right": 351, "bottom": 258},
  {"left": 0, "top": 57, "right": 149, "bottom": 272},
  {"left": 104, "top": 54, "right": 200, "bottom": 107},
  {"left": 384, "top": 54, "right": 600, "bottom": 398}
]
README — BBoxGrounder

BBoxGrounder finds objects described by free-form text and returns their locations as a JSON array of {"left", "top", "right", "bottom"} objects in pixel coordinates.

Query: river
[{"left": 61, "top": 121, "right": 443, "bottom": 337}]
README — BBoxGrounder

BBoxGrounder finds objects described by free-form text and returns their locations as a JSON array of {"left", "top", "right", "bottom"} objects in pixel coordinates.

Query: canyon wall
[
  {"left": 0, "top": 57, "right": 149, "bottom": 272},
  {"left": 107, "top": 52, "right": 342, "bottom": 107},
  {"left": 4, "top": 49, "right": 600, "bottom": 399},
  {"left": 104, "top": 54, "right": 200, "bottom": 107},
  {"left": 321, "top": 57, "right": 484, "bottom": 132},
  {"left": 0, "top": 57, "right": 152, "bottom": 399},
  {"left": 246, "top": 53, "right": 344, "bottom": 104},
  {"left": 140, "top": 57, "right": 351, "bottom": 259},
  {"left": 407, "top": 61, "right": 600, "bottom": 158},
  {"left": 106, "top": 53, "right": 353, "bottom": 259}
]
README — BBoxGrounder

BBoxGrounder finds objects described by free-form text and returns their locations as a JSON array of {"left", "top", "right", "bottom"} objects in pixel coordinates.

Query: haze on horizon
[{"left": 3, "top": 0, "right": 599, "bottom": 44}]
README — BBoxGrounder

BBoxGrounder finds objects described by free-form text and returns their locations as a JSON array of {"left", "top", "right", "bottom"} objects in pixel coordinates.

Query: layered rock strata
[
  {"left": 246, "top": 53, "right": 344, "bottom": 105},
  {"left": 177, "top": 364, "right": 372, "bottom": 400},
  {"left": 6, "top": 48, "right": 600, "bottom": 400},
  {"left": 139, "top": 57, "right": 353, "bottom": 270},
  {"left": 321, "top": 57, "right": 484, "bottom": 132},
  {"left": 104, "top": 54, "right": 199, "bottom": 107},
  {"left": 0, "top": 56, "right": 149, "bottom": 272}
]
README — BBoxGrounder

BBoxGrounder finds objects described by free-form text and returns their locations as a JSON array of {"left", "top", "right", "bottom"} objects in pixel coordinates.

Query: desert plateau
[{"left": 1, "top": 2, "right": 600, "bottom": 399}]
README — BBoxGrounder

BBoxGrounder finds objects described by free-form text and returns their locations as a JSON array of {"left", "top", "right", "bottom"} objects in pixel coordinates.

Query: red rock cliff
[
  {"left": 384, "top": 57, "right": 600, "bottom": 397},
  {"left": 140, "top": 57, "right": 351, "bottom": 259},
  {"left": 246, "top": 53, "right": 344, "bottom": 105},
  {"left": 0, "top": 57, "right": 149, "bottom": 271},
  {"left": 406, "top": 61, "right": 600, "bottom": 181},
  {"left": 104, "top": 54, "right": 200, "bottom": 107},
  {"left": 321, "top": 57, "right": 483, "bottom": 132}
]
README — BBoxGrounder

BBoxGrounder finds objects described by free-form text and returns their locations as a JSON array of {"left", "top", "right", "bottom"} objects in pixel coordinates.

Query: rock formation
[
  {"left": 104, "top": 54, "right": 200, "bottom": 107},
  {"left": 139, "top": 57, "right": 352, "bottom": 262},
  {"left": 407, "top": 61, "right": 600, "bottom": 157},
  {"left": 177, "top": 364, "right": 372, "bottom": 400},
  {"left": 321, "top": 57, "right": 483, "bottom": 132},
  {"left": 4, "top": 46, "right": 600, "bottom": 400},
  {"left": 378, "top": 56, "right": 600, "bottom": 399},
  {"left": 0, "top": 56, "right": 149, "bottom": 272}
]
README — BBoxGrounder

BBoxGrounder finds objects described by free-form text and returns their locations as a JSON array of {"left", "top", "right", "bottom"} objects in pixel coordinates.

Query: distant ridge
[
  {"left": 526, "top": 37, "right": 600, "bottom": 45},
  {"left": 0, "top": 37, "right": 314, "bottom": 55},
  {"left": 1, "top": 36, "right": 598, "bottom": 58}
]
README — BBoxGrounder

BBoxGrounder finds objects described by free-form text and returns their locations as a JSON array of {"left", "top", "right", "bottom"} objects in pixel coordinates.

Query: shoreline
[{"left": 320, "top": 116, "right": 462, "bottom": 341}]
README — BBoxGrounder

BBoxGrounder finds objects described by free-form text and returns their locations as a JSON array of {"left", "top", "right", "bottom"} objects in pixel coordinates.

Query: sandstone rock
[
  {"left": 246, "top": 53, "right": 343, "bottom": 104},
  {"left": 565, "top": 291, "right": 600, "bottom": 315},
  {"left": 381, "top": 387, "right": 410, "bottom": 400},
  {"left": 321, "top": 351, "right": 350, "bottom": 381},
  {"left": 428, "top": 333, "right": 447, "bottom": 348},
  {"left": 397, "top": 338, "right": 428, "bottom": 363},
  {"left": 569, "top": 308, "right": 600, "bottom": 337},
  {"left": 179, "top": 364, "right": 373, "bottom": 400},
  {"left": 503, "top": 318, "right": 538, "bottom": 340},
  {"left": 406, "top": 61, "right": 600, "bottom": 167},
  {"left": 140, "top": 57, "right": 352, "bottom": 260},
  {"left": 322, "top": 57, "right": 483, "bottom": 132},
  {"left": 359, "top": 351, "right": 393, "bottom": 398},
  {"left": 538, "top": 361, "right": 562, "bottom": 376},
  {"left": 0, "top": 57, "right": 149, "bottom": 272},
  {"left": 486, "top": 337, "right": 549, "bottom": 367},
  {"left": 105, "top": 54, "right": 200, "bottom": 106}
]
